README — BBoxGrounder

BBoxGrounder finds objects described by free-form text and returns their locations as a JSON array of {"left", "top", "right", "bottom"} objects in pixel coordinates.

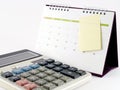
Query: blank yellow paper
[{"left": 79, "top": 15, "right": 102, "bottom": 51}]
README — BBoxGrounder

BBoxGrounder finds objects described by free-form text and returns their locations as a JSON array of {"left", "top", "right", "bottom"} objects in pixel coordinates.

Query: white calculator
[{"left": 0, "top": 49, "right": 91, "bottom": 90}]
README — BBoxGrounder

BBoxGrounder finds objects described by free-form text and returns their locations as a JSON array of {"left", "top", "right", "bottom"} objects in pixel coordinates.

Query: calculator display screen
[{"left": 0, "top": 50, "right": 41, "bottom": 67}]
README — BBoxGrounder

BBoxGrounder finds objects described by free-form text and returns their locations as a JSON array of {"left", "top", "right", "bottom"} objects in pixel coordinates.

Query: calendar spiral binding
[{"left": 46, "top": 4, "right": 107, "bottom": 15}]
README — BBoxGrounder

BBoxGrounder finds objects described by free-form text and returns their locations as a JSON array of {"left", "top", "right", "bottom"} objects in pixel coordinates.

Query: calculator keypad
[{"left": 1, "top": 59, "right": 86, "bottom": 90}]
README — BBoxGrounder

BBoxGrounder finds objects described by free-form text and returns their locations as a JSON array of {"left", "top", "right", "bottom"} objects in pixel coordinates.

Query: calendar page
[{"left": 36, "top": 4, "right": 114, "bottom": 75}]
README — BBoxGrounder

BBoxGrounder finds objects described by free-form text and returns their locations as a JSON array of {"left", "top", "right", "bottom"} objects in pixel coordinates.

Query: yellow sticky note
[{"left": 79, "top": 15, "right": 102, "bottom": 51}]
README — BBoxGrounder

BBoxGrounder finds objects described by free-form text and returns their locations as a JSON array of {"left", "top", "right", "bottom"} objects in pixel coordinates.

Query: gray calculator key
[
  {"left": 52, "top": 73, "right": 63, "bottom": 78},
  {"left": 44, "top": 70, "right": 55, "bottom": 75},
  {"left": 60, "top": 69, "right": 80, "bottom": 79},
  {"left": 29, "top": 69, "right": 40, "bottom": 75},
  {"left": 1, "top": 71, "right": 13, "bottom": 78},
  {"left": 37, "top": 67, "right": 47, "bottom": 72},
  {"left": 44, "top": 83, "right": 56, "bottom": 90},
  {"left": 60, "top": 76, "right": 72, "bottom": 82},
  {"left": 35, "top": 79, "right": 47, "bottom": 85},
  {"left": 36, "top": 73, "right": 47, "bottom": 78},
  {"left": 20, "top": 72, "right": 31, "bottom": 78},
  {"left": 52, "top": 79, "right": 64, "bottom": 86},
  {"left": 45, "top": 59, "right": 55, "bottom": 63},
  {"left": 44, "top": 76, "right": 56, "bottom": 82},
  {"left": 27, "top": 76, "right": 39, "bottom": 82},
  {"left": 46, "top": 64, "right": 55, "bottom": 69},
  {"left": 33, "top": 87, "right": 47, "bottom": 90},
  {"left": 76, "top": 70, "right": 86, "bottom": 75},
  {"left": 9, "top": 76, "right": 21, "bottom": 82}
]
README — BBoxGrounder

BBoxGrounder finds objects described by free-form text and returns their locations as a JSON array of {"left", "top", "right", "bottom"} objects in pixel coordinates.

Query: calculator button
[
  {"left": 33, "top": 87, "right": 47, "bottom": 90},
  {"left": 60, "top": 64, "right": 70, "bottom": 69},
  {"left": 16, "top": 79, "right": 29, "bottom": 86},
  {"left": 27, "top": 76, "right": 39, "bottom": 82},
  {"left": 12, "top": 68, "right": 24, "bottom": 74},
  {"left": 52, "top": 73, "right": 63, "bottom": 78},
  {"left": 24, "top": 83, "right": 37, "bottom": 90},
  {"left": 29, "top": 69, "right": 40, "bottom": 75},
  {"left": 68, "top": 67, "right": 78, "bottom": 72},
  {"left": 1, "top": 71, "right": 13, "bottom": 78},
  {"left": 52, "top": 79, "right": 64, "bottom": 86},
  {"left": 29, "top": 64, "right": 40, "bottom": 69},
  {"left": 20, "top": 72, "right": 31, "bottom": 78},
  {"left": 35, "top": 79, "right": 47, "bottom": 85},
  {"left": 53, "top": 67, "right": 63, "bottom": 72},
  {"left": 36, "top": 73, "right": 47, "bottom": 78},
  {"left": 76, "top": 70, "right": 86, "bottom": 75},
  {"left": 37, "top": 67, "right": 47, "bottom": 72},
  {"left": 45, "top": 59, "right": 55, "bottom": 63},
  {"left": 44, "top": 70, "right": 55, "bottom": 75},
  {"left": 60, "top": 70, "right": 80, "bottom": 79},
  {"left": 22, "top": 66, "right": 32, "bottom": 71},
  {"left": 38, "top": 61, "right": 48, "bottom": 66},
  {"left": 53, "top": 61, "right": 62, "bottom": 66},
  {"left": 9, "top": 76, "right": 21, "bottom": 82},
  {"left": 45, "top": 64, "right": 55, "bottom": 69},
  {"left": 60, "top": 76, "right": 72, "bottom": 82},
  {"left": 44, "top": 76, "right": 56, "bottom": 82},
  {"left": 43, "top": 83, "right": 56, "bottom": 90}
]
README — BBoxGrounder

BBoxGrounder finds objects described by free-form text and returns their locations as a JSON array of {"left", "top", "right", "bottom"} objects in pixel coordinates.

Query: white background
[{"left": 0, "top": 0, "right": 119, "bottom": 90}]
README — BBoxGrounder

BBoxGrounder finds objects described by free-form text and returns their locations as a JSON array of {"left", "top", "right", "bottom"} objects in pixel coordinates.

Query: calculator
[{"left": 0, "top": 49, "right": 91, "bottom": 90}]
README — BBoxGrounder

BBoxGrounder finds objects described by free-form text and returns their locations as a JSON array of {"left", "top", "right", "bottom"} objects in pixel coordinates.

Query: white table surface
[{"left": 0, "top": 0, "right": 119, "bottom": 90}]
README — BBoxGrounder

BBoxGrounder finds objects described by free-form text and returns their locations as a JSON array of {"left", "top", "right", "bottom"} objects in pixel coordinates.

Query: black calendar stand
[{"left": 93, "top": 12, "right": 118, "bottom": 77}]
